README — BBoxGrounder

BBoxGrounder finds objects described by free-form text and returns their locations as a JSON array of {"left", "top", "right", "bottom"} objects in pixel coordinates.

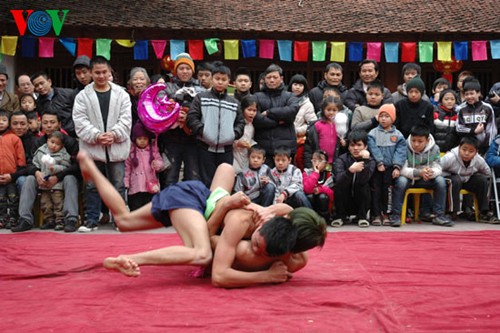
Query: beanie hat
[
  {"left": 406, "top": 76, "right": 425, "bottom": 94},
  {"left": 132, "top": 121, "right": 153, "bottom": 141},
  {"left": 0, "top": 64, "right": 8, "bottom": 79},
  {"left": 73, "top": 55, "right": 90, "bottom": 69},
  {"left": 377, "top": 103, "right": 396, "bottom": 122},
  {"left": 174, "top": 53, "right": 195, "bottom": 74}
]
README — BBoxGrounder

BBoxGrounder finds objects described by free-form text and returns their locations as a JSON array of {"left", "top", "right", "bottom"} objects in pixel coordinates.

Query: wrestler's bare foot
[
  {"left": 77, "top": 150, "right": 98, "bottom": 181},
  {"left": 103, "top": 256, "right": 141, "bottom": 277}
]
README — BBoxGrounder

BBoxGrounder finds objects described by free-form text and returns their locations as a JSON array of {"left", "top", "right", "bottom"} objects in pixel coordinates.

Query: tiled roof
[{"left": 2, "top": 1, "right": 499, "bottom": 35}]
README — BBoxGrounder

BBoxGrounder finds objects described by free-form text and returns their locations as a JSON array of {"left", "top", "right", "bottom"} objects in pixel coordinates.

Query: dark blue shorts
[{"left": 151, "top": 180, "right": 211, "bottom": 227}]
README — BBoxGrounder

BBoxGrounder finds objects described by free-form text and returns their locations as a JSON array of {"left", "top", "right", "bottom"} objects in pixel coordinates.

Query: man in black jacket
[
  {"left": 254, "top": 64, "right": 299, "bottom": 167},
  {"left": 31, "top": 71, "right": 76, "bottom": 137},
  {"left": 309, "top": 62, "right": 348, "bottom": 113}
]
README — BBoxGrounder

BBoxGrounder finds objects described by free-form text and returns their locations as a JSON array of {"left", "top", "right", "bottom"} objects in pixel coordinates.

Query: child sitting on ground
[
  {"left": 441, "top": 136, "right": 498, "bottom": 223},
  {"left": 367, "top": 104, "right": 406, "bottom": 226},
  {"left": 332, "top": 130, "right": 375, "bottom": 228},
  {"left": 302, "top": 150, "right": 334, "bottom": 221},
  {"left": 32, "top": 131, "right": 71, "bottom": 230},
  {"left": 234, "top": 145, "right": 275, "bottom": 207},
  {"left": 271, "top": 146, "right": 311, "bottom": 208},
  {"left": 390, "top": 125, "right": 452, "bottom": 227}
]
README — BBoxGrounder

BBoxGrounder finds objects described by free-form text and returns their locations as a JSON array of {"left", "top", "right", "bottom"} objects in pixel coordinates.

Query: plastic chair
[
  {"left": 459, "top": 189, "right": 479, "bottom": 222},
  {"left": 401, "top": 188, "right": 434, "bottom": 225}
]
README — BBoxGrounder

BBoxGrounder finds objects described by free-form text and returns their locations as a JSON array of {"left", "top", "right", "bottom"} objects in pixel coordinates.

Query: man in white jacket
[{"left": 73, "top": 56, "right": 132, "bottom": 232}]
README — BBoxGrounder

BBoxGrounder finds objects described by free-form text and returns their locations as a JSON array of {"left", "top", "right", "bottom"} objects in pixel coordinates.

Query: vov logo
[{"left": 10, "top": 10, "right": 70, "bottom": 36}]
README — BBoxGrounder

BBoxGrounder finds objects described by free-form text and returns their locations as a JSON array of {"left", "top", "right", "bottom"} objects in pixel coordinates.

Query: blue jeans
[
  {"left": 252, "top": 183, "right": 276, "bottom": 207},
  {"left": 85, "top": 161, "right": 125, "bottom": 225},
  {"left": 18, "top": 175, "right": 79, "bottom": 225},
  {"left": 16, "top": 176, "right": 26, "bottom": 193},
  {"left": 286, "top": 190, "right": 312, "bottom": 209},
  {"left": 392, "top": 176, "right": 447, "bottom": 216}
]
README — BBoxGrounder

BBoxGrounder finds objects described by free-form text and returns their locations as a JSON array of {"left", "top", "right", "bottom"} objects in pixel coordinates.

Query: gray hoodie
[{"left": 440, "top": 146, "right": 490, "bottom": 182}]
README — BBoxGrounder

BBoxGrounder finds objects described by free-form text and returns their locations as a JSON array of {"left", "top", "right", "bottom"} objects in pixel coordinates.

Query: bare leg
[
  {"left": 78, "top": 151, "right": 162, "bottom": 231},
  {"left": 103, "top": 208, "right": 212, "bottom": 277},
  {"left": 210, "top": 163, "right": 235, "bottom": 192}
]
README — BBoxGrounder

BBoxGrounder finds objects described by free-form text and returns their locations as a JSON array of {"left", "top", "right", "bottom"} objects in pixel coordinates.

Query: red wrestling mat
[{"left": 1, "top": 231, "right": 500, "bottom": 332}]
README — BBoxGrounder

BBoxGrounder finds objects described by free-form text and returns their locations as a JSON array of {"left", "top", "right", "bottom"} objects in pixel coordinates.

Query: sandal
[
  {"left": 479, "top": 212, "right": 500, "bottom": 224},
  {"left": 382, "top": 215, "right": 391, "bottom": 226},
  {"left": 330, "top": 219, "right": 344, "bottom": 228},
  {"left": 358, "top": 219, "right": 370, "bottom": 228},
  {"left": 371, "top": 216, "right": 382, "bottom": 226}
]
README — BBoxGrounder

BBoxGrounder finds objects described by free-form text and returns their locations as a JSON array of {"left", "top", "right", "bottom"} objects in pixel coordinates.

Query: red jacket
[{"left": 0, "top": 130, "right": 26, "bottom": 174}]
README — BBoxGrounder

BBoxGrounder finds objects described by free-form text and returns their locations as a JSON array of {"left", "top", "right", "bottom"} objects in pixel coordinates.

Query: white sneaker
[{"left": 78, "top": 223, "right": 98, "bottom": 233}]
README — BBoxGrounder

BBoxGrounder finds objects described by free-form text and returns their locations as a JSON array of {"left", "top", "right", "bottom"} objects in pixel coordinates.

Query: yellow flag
[
  {"left": 115, "top": 39, "right": 135, "bottom": 48},
  {"left": 330, "top": 42, "right": 346, "bottom": 62},
  {"left": 224, "top": 40, "right": 239, "bottom": 60},
  {"left": 0, "top": 36, "right": 18, "bottom": 56},
  {"left": 437, "top": 42, "right": 452, "bottom": 61}
]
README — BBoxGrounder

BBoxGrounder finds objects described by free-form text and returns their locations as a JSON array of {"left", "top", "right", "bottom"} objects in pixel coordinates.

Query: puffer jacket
[{"left": 253, "top": 83, "right": 299, "bottom": 155}]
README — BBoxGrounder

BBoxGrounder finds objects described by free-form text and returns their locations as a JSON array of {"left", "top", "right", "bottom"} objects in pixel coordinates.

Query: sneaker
[
  {"left": 419, "top": 214, "right": 435, "bottom": 223},
  {"left": 371, "top": 216, "right": 382, "bottom": 226},
  {"left": 64, "top": 219, "right": 79, "bottom": 233},
  {"left": 78, "top": 221, "right": 98, "bottom": 233},
  {"left": 389, "top": 214, "right": 401, "bottom": 227},
  {"left": 432, "top": 215, "right": 454, "bottom": 227},
  {"left": 11, "top": 219, "right": 33, "bottom": 233},
  {"left": 54, "top": 223, "right": 65, "bottom": 231}
]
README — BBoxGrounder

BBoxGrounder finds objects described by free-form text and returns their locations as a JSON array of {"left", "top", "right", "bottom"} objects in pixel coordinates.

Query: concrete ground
[{"left": 2, "top": 216, "right": 499, "bottom": 235}]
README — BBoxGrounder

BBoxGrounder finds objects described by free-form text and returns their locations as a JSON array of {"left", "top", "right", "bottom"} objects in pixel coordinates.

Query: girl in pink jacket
[{"left": 125, "top": 122, "right": 165, "bottom": 211}]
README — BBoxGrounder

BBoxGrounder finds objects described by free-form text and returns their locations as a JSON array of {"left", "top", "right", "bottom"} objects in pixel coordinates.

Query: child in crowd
[
  {"left": 26, "top": 111, "right": 42, "bottom": 137},
  {"left": 321, "top": 86, "right": 352, "bottom": 125},
  {"left": 351, "top": 80, "right": 385, "bottom": 131},
  {"left": 302, "top": 150, "right": 334, "bottom": 221},
  {"left": 456, "top": 77, "right": 497, "bottom": 154},
  {"left": 441, "top": 136, "right": 498, "bottom": 223},
  {"left": 0, "top": 110, "right": 26, "bottom": 228},
  {"left": 394, "top": 76, "right": 435, "bottom": 138},
  {"left": 19, "top": 94, "right": 36, "bottom": 113},
  {"left": 392, "top": 63, "right": 429, "bottom": 104},
  {"left": 434, "top": 89, "right": 459, "bottom": 153},
  {"left": 271, "top": 146, "right": 311, "bottom": 208},
  {"left": 303, "top": 96, "right": 340, "bottom": 170},
  {"left": 367, "top": 104, "right": 406, "bottom": 226},
  {"left": 196, "top": 62, "right": 214, "bottom": 90},
  {"left": 456, "top": 70, "right": 474, "bottom": 104},
  {"left": 430, "top": 78, "right": 451, "bottom": 107},
  {"left": 124, "top": 122, "right": 165, "bottom": 212},
  {"left": 332, "top": 130, "right": 375, "bottom": 227},
  {"left": 390, "top": 125, "right": 452, "bottom": 227},
  {"left": 187, "top": 62, "right": 245, "bottom": 187},
  {"left": 32, "top": 131, "right": 71, "bottom": 230},
  {"left": 234, "top": 145, "right": 275, "bottom": 207},
  {"left": 233, "top": 95, "right": 257, "bottom": 173},
  {"left": 289, "top": 74, "right": 317, "bottom": 170},
  {"left": 233, "top": 67, "right": 253, "bottom": 102}
]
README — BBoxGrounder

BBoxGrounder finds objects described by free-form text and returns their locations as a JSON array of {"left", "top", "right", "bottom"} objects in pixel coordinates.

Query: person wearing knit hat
[
  {"left": 394, "top": 75, "right": 435, "bottom": 138},
  {"left": 73, "top": 55, "right": 92, "bottom": 91},
  {"left": 0, "top": 64, "right": 20, "bottom": 113},
  {"left": 377, "top": 103, "right": 396, "bottom": 123},
  {"left": 174, "top": 53, "right": 195, "bottom": 80},
  {"left": 367, "top": 103, "right": 406, "bottom": 226}
]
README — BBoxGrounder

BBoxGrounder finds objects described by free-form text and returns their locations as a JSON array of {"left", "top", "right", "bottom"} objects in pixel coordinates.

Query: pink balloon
[{"left": 138, "top": 83, "right": 180, "bottom": 135}]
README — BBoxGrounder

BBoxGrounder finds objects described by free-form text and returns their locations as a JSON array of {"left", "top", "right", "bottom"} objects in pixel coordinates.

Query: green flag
[
  {"left": 419, "top": 42, "right": 434, "bottom": 62},
  {"left": 204, "top": 38, "right": 219, "bottom": 55},
  {"left": 96, "top": 39, "right": 111, "bottom": 60},
  {"left": 312, "top": 41, "right": 326, "bottom": 61}
]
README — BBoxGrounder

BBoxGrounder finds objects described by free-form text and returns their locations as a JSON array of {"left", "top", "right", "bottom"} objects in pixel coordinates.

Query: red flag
[
  {"left": 189, "top": 40, "right": 204, "bottom": 60},
  {"left": 293, "top": 41, "right": 309, "bottom": 62},
  {"left": 401, "top": 42, "right": 416, "bottom": 62},
  {"left": 77, "top": 38, "right": 93, "bottom": 57}
]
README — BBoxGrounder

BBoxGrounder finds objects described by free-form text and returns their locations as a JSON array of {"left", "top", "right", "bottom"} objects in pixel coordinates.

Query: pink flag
[
  {"left": 259, "top": 40, "right": 274, "bottom": 59},
  {"left": 39, "top": 37, "right": 55, "bottom": 58},
  {"left": 471, "top": 41, "right": 487, "bottom": 61},
  {"left": 366, "top": 42, "right": 382, "bottom": 62},
  {"left": 151, "top": 40, "right": 166, "bottom": 59}
]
